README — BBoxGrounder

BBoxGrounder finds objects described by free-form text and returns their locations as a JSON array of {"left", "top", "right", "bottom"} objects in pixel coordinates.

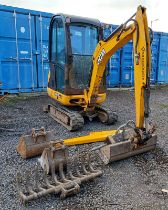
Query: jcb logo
[{"left": 97, "top": 49, "right": 106, "bottom": 65}]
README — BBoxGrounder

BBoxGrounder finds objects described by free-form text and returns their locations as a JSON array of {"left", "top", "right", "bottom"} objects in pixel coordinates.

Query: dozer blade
[
  {"left": 17, "top": 142, "right": 102, "bottom": 204},
  {"left": 16, "top": 127, "right": 55, "bottom": 159}
]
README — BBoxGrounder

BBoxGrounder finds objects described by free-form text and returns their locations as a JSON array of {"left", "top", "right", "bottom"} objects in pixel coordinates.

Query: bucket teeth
[
  {"left": 34, "top": 164, "right": 41, "bottom": 190},
  {"left": 59, "top": 162, "right": 69, "bottom": 183},
  {"left": 17, "top": 148, "right": 102, "bottom": 204},
  {"left": 51, "top": 163, "right": 62, "bottom": 186}
]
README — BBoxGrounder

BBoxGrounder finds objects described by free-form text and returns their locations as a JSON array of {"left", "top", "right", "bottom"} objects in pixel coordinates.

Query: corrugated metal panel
[
  {"left": 36, "top": 15, "right": 50, "bottom": 90},
  {"left": 0, "top": 5, "right": 52, "bottom": 95},
  {"left": 105, "top": 24, "right": 120, "bottom": 87},
  {"left": 157, "top": 32, "right": 168, "bottom": 83},
  {"left": 151, "top": 32, "right": 160, "bottom": 84},
  {"left": 107, "top": 50, "right": 120, "bottom": 87},
  {"left": 120, "top": 41, "right": 134, "bottom": 86},
  {"left": 120, "top": 32, "right": 160, "bottom": 86},
  {"left": 103, "top": 25, "right": 111, "bottom": 39}
]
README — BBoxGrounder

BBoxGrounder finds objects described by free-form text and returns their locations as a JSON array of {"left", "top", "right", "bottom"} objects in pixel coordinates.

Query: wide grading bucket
[{"left": 16, "top": 127, "right": 55, "bottom": 159}]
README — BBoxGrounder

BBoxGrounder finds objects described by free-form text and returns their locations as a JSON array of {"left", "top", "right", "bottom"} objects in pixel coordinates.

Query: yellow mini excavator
[
  {"left": 41, "top": 5, "right": 157, "bottom": 168},
  {"left": 18, "top": 5, "right": 156, "bottom": 158},
  {"left": 45, "top": 12, "right": 118, "bottom": 130},
  {"left": 17, "top": 6, "right": 157, "bottom": 203}
]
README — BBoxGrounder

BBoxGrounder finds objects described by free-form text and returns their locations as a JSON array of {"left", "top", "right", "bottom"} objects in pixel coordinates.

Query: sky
[{"left": 0, "top": 0, "right": 166, "bottom": 32}]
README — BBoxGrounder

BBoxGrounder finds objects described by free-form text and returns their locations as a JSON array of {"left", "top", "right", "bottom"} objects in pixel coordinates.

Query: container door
[
  {"left": 120, "top": 41, "right": 134, "bottom": 86},
  {"left": 35, "top": 15, "right": 51, "bottom": 90},
  {"left": 105, "top": 25, "right": 120, "bottom": 87},
  {"left": 157, "top": 33, "right": 168, "bottom": 84},
  {"left": 151, "top": 32, "right": 160, "bottom": 84},
  {"left": 0, "top": 10, "right": 18, "bottom": 92},
  {"left": 16, "top": 13, "right": 37, "bottom": 91},
  {"left": 0, "top": 10, "right": 37, "bottom": 93},
  {"left": 107, "top": 51, "right": 120, "bottom": 87}
]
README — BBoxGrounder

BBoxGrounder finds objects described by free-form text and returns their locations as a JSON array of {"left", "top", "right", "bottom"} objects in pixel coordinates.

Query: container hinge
[
  {"left": 39, "top": 14, "right": 45, "bottom": 90},
  {"left": 13, "top": 10, "right": 21, "bottom": 90},
  {"left": 28, "top": 13, "right": 34, "bottom": 90}
]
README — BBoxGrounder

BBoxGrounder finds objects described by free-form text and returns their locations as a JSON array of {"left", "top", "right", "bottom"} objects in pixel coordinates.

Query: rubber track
[{"left": 47, "top": 102, "right": 84, "bottom": 131}]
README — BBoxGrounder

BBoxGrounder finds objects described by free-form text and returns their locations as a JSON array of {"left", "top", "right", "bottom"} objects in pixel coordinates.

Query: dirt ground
[{"left": 0, "top": 88, "right": 167, "bottom": 210}]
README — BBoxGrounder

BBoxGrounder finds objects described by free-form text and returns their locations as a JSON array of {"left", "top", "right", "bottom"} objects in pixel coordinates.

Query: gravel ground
[{"left": 0, "top": 88, "right": 167, "bottom": 210}]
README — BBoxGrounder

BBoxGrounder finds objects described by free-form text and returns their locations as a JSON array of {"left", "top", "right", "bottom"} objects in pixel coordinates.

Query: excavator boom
[{"left": 85, "top": 5, "right": 151, "bottom": 129}]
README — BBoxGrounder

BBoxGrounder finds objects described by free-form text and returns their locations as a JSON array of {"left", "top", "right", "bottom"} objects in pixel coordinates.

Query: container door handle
[
  {"left": 43, "top": 59, "right": 49, "bottom": 62},
  {"left": 33, "top": 50, "right": 40, "bottom": 55},
  {"left": 126, "top": 66, "right": 132, "bottom": 69},
  {"left": 19, "top": 58, "right": 32, "bottom": 61},
  {"left": 4, "top": 57, "right": 17, "bottom": 61},
  {"left": 162, "top": 60, "right": 167, "bottom": 65}
]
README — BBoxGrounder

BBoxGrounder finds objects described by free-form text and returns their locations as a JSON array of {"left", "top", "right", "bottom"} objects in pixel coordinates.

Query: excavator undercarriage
[{"left": 44, "top": 100, "right": 118, "bottom": 131}]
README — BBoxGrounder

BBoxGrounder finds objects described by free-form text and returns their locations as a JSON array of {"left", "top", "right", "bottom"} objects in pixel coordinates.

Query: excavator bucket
[
  {"left": 16, "top": 142, "right": 102, "bottom": 204},
  {"left": 99, "top": 133, "right": 157, "bottom": 164},
  {"left": 94, "top": 124, "right": 157, "bottom": 164},
  {"left": 16, "top": 127, "right": 55, "bottom": 159},
  {"left": 39, "top": 141, "right": 68, "bottom": 174}
]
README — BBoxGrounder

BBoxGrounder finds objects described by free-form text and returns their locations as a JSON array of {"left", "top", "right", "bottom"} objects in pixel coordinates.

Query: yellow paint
[
  {"left": 63, "top": 130, "right": 117, "bottom": 145},
  {"left": 47, "top": 87, "right": 106, "bottom": 107}
]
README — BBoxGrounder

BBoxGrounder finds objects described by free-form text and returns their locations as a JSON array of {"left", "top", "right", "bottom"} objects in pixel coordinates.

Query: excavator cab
[
  {"left": 46, "top": 14, "right": 118, "bottom": 131},
  {"left": 48, "top": 14, "right": 106, "bottom": 97}
]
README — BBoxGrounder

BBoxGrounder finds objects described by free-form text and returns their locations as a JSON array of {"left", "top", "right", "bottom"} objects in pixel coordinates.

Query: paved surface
[{"left": 0, "top": 88, "right": 167, "bottom": 210}]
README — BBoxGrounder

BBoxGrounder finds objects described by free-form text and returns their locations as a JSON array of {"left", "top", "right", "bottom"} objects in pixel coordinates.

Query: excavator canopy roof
[{"left": 52, "top": 13, "right": 102, "bottom": 27}]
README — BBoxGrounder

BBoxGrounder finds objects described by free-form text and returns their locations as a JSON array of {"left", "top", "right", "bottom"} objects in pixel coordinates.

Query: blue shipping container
[
  {"left": 0, "top": 5, "right": 52, "bottom": 95},
  {"left": 157, "top": 32, "right": 168, "bottom": 84},
  {"left": 120, "top": 32, "right": 160, "bottom": 86},
  {"left": 120, "top": 41, "right": 134, "bottom": 86},
  {"left": 151, "top": 32, "right": 160, "bottom": 84},
  {"left": 0, "top": 5, "right": 167, "bottom": 94},
  {"left": 105, "top": 24, "right": 121, "bottom": 87}
]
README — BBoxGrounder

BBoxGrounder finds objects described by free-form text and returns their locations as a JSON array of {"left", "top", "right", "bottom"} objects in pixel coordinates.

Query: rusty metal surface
[
  {"left": 98, "top": 123, "right": 157, "bottom": 164},
  {"left": 16, "top": 127, "right": 55, "bottom": 159},
  {"left": 39, "top": 141, "right": 68, "bottom": 174},
  {"left": 17, "top": 145, "right": 102, "bottom": 204},
  {"left": 96, "top": 106, "right": 118, "bottom": 124}
]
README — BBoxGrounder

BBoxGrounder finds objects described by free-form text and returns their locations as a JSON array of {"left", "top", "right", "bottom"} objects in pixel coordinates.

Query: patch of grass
[
  {"left": 154, "top": 84, "right": 168, "bottom": 90},
  {"left": 0, "top": 95, "right": 34, "bottom": 105},
  {"left": 159, "top": 103, "right": 168, "bottom": 109}
]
